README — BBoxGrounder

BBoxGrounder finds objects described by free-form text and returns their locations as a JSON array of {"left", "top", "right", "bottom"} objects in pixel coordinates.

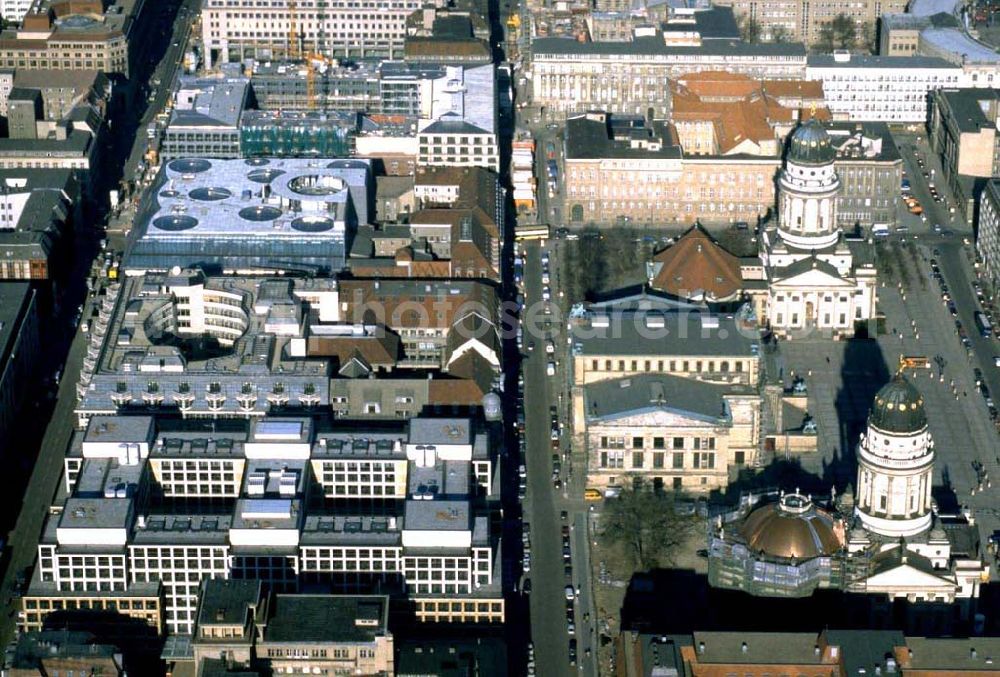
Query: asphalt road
[
  {"left": 519, "top": 239, "right": 599, "bottom": 676},
  {"left": 521, "top": 242, "right": 573, "bottom": 677}
]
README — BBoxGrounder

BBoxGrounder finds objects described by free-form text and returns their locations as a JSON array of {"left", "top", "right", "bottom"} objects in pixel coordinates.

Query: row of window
[
  {"left": 599, "top": 450, "right": 719, "bottom": 470},
  {"left": 589, "top": 358, "right": 747, "bottom": 375}
]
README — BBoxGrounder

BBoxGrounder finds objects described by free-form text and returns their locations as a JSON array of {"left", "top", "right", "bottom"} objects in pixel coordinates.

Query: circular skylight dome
[
  {"left": 189, "top": 187, "right": 232, "bottom": 202},
  {"left": 245, "top": 158, "right": 270, "bottom": 166},
  {"left": 168, "top": 159, "right": 212, "bottom": 174},
  {"left": 247, "top": 169, "right": 286, "bottom": 184},
  {"left": 239, "top": 206, "right": 282, "bottom": 222},
  {"left": 288, "top": 174, "right": 345, "bottom": 196},
  {"left": 291, "top": 216, "right": 335, "bottom": 232},
  {"left": 327, "top": 159, "right": 368, "bottom": 170},
  {"left": 57, "top": 14, "right": 99, "bottom": 29},
  {"left": 153, "top": 215, "right": 199, "bottom": 231}
]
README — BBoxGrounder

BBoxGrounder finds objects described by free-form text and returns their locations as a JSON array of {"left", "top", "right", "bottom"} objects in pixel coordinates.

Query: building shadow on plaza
[
  {"left": 826, "top": 336, "right": 892, "bottom": 491},
  {"left": 620, "top": 568, "right": 978, "bottom": 637}
]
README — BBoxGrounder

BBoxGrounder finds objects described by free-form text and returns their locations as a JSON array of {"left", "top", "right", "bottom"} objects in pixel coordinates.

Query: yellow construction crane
[
  {"left": 305, "top": 52, "right": 330, "bottom": 110},
  {"left": 306, "top": 61, "right": 315, "bottom": 110}
]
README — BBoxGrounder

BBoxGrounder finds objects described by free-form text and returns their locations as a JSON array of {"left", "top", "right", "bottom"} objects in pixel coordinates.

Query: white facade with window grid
[{"left": 24, "top": 415, "right": 503, "bottom": 635}]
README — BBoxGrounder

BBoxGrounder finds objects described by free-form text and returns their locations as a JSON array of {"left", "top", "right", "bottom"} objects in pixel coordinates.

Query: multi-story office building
[
  {"left": 74, "top": 270, "right": 336, "bottom": 424},
  {"left": 248, "top": 60, "right": 382, "bottom": 113},
  {"left": 161, "top": 77, "right": 250, "bottom": 160},
  {"left": 0, "top": 167, "right": 79, "bottom": 280},
  {"left": 7, "top": 630, "right": 125, "bottom": 676},
  {"left": 200, "top": 0, "right": 422, "bottom": 66},
  {"left": 828, "top": 122, "right": 903, "bottom": 230},
  {"left": 929, "top": 87, "right": 1000, "bottom": 221},
  {"left": 23, "top": 413, "right": 503, "bottom": 635},
  {"left": 716, "top": 0, "right": 907, "bottom": 45},
  {"left": 187, "top": 580, "right": 395, "bottom": 677},
  {"left": 0, "top": 0, "right": 32, "bottom": 23},
  {"left": 410, "top": 165, "right": 504, "bottom": 274},
  {"left": 617, "top": 632, "right": 1000, "bottom": 677},
  {"left": 530, "top": 34, "right": 807, "bottom": 120},
  {"left": 9, "top": 69, "right": 110, "bottom": 122},
  {"left": 806, "top": 53, "right": 962, "bottom": 123},
  {"left": 416, "top": 63, "right": 498, "bottom": 172},
  {"left": 126, "top": 157, "right": 372, "bottom": 274},
  {"left": 338, "top": 277, "right": 501, "bottom": 370},
  {"left": 0, "top": 283, "right": 39, "bottom": 458},
  {"left": 74, "top": 268, "right": 501, "bottom": 424},
  {"left": 239, "top": 111, "right": 358, "bottom": 159},
  {"left": 0, "top": 0, "right": 152, "bottom": 79},
  {"left": 247, "top": 60, "right": 474, "bottom": 118},
  {"left": 879, "top": 12, "right": 960, "bottom": 56},
  {"left": 976, "top": 178, "right": 1000, "bottom": 295},
  {"left": 563, "top": 112, "right": 780, "bottom": 226}
]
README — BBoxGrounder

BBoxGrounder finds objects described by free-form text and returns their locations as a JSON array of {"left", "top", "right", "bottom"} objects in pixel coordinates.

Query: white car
[
  {"left": 545, "top": 341, "right": 555, "bottom": 354},
  {"left": 542, "top": 288, "right": 551, "bottom": 301},
  {"left": 564, "top": 585, "right": 575, "bottom": 600},
  {"left": 546, "top": 362, "right": 556, "bottom": 376},
  {"left": 542, "top": 273, "right": 550, "bottom": 285}
]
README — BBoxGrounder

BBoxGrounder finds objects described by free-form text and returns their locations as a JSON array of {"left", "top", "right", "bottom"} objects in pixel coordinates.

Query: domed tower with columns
[
  {"left": 855, "top": 374, "right": 934, "bottom": 538},
  {"left": 759, "top": 120, "right": 878, "bottom": 338},
  {"left": 777, "top": 121, "right": 841, "bottom": 251}
]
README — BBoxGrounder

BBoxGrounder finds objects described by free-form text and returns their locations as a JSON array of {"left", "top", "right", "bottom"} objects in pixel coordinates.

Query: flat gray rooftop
[
  {"left": 169, "top": 77, "right": 249, "bottom": 129},
  {"left": 83, "top": 416, "right": 155, "bottom": 445},
  {"left": 572, "top": 310, "right": 759, "bottom": 357},
  {"left": 404, "top": 499, "right": 470, "bottom": 531}
]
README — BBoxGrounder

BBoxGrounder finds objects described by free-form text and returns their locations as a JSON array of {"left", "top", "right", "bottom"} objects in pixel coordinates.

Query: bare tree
[{"left": 599, "top": 479, "right": 697, "bottom": 571}]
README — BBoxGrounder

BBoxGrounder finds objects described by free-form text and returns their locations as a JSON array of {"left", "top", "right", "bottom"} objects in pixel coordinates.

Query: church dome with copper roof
[{"left": 740, "top": 493, "right": 844, "bottom": 560}]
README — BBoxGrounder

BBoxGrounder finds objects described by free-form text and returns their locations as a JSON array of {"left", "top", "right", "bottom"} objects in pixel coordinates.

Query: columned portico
[{"left": 761, "top": 119, "right": 878, "bottom": 338}]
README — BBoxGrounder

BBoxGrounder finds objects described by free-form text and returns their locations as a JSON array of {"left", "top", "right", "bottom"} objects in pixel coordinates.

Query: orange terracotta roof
[
  {"left": 671, "top": 88, "right": 777, "bottom": 154},
  {"left": 676, "top": 71, "right": 759, "bottom": 101},
  {"left": 762, "top": 79, "right": 825, "bottom": 100},
  {"left": 650, "top": 224, "right": 743, "bottom": 301}
]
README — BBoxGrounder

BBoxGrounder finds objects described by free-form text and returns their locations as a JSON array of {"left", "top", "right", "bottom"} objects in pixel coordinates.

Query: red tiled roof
[{"left": 650, "top": 224, "right": 743, "bottom": 301}]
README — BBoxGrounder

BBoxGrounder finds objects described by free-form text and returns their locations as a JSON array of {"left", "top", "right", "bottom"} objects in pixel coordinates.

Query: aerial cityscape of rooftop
[{"left": 1, "top": 0, "right": 1000, "bottom": 673}]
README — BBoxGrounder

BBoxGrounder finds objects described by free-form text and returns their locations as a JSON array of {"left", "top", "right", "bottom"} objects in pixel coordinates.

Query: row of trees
[{"left": 737, "top": 13, "right": 877, "bottom": 53}]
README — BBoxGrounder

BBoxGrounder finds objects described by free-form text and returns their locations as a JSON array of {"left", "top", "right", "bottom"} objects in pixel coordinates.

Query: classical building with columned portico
[{"left": 759, "top": 120, "right": 878, "bottom": 338}]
